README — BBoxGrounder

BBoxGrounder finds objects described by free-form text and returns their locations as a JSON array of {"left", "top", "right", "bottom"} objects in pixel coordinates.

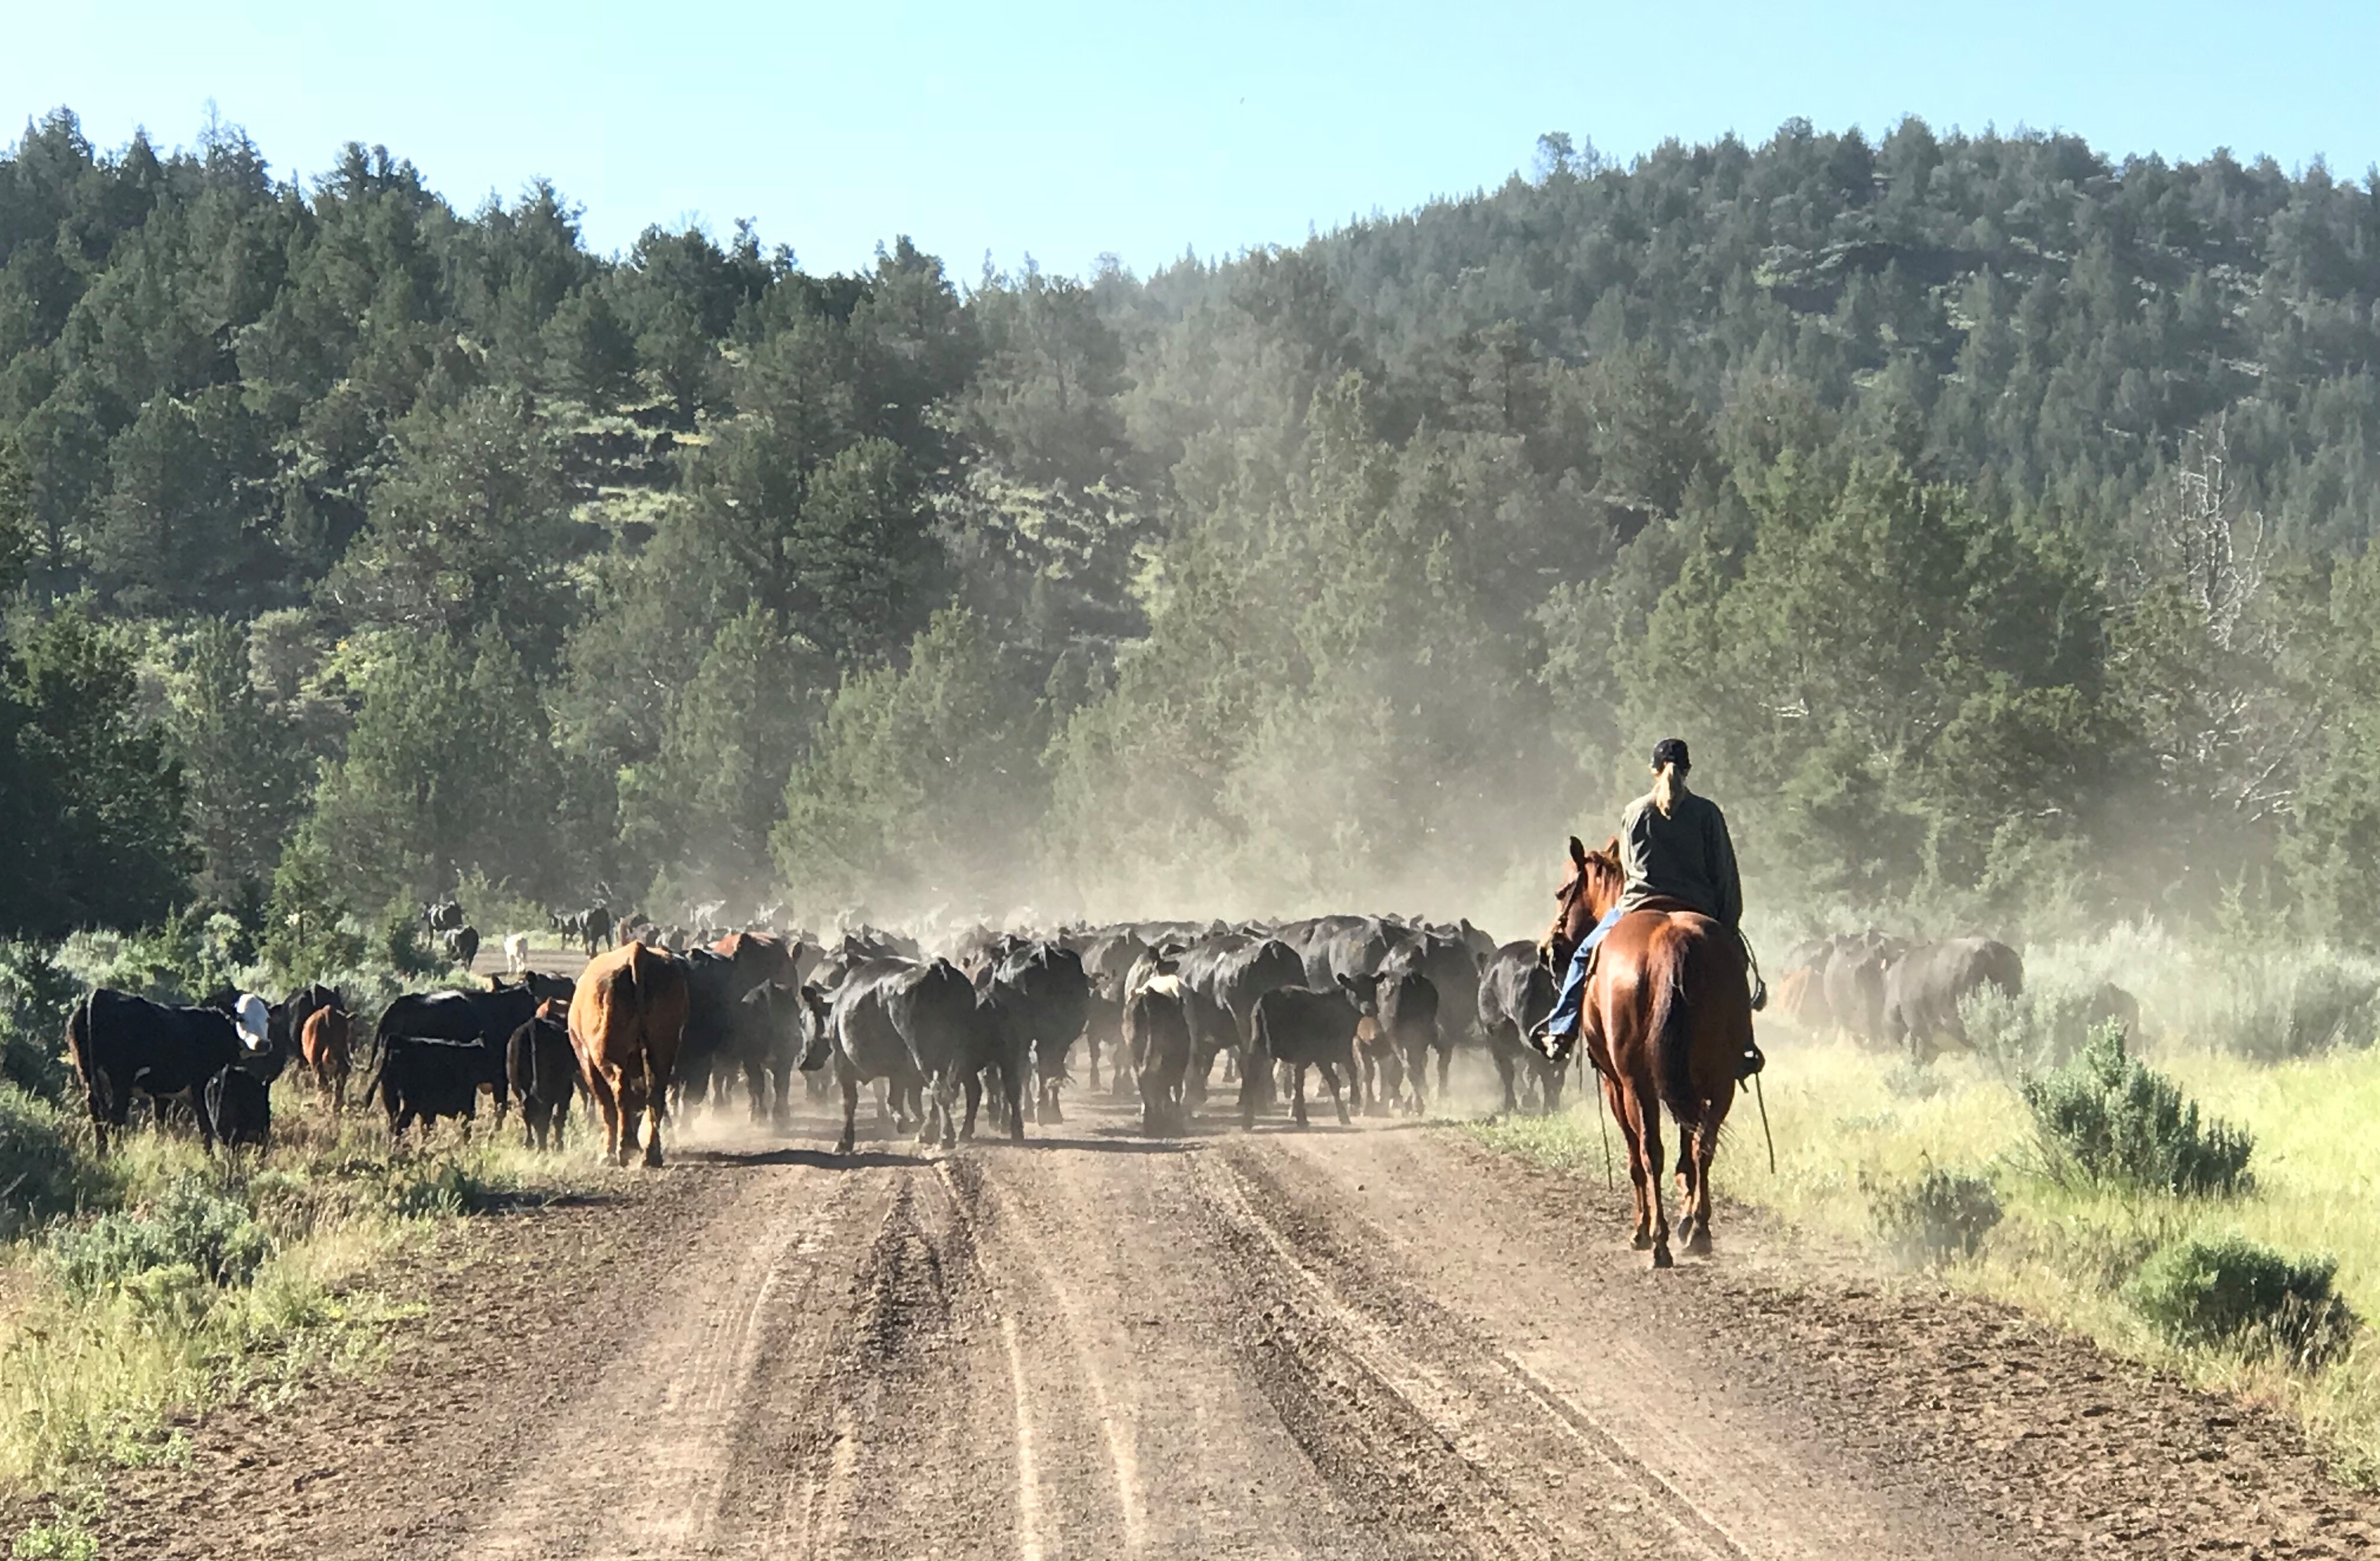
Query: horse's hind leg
[
  {"left": 1682, "top": 1123, "right": 1716, "bottom": 1256},
  {"left": 1606, "top": 1070, "right": 1652, "bottom": 1249},
  {"left": 1630, "top": 1082, "right": 1673, "bottom": 1268}
]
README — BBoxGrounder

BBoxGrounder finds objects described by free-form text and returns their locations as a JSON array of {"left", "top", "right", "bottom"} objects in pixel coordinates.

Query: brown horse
[{"left": 1547, "top": 835, "right": 1751, "bottom": 1268}]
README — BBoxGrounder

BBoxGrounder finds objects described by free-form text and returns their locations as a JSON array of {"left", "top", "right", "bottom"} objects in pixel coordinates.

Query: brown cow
[
  {"left": 568, "top": 941, "right": 689, "bottom": 1167},
  {"left": 712, "top": 931, "right": 800, "bottom": 989},
  {"left": 299, "top": 1006, "right": 353, "bottom": 1114}
]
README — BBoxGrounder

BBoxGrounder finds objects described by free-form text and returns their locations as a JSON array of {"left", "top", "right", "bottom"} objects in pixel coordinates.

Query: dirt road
[{"left": 103, "top": 1091, "right": 2377, "bottom": 1560}]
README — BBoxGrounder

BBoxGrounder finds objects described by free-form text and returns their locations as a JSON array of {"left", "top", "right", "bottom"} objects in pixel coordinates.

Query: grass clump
[
  {"left": 0, "top": 1088, "right": 111, "bottom": 1241},
  {"left": 2022, "top": 1022, "right": 2254, "bottom": 1196},
  {"left": 2129, "top": 1234, "right": 2363, "bottom": 1371},
  {"left": 1867, "top": 1164, "right": 2003, "bottom": 1267}
]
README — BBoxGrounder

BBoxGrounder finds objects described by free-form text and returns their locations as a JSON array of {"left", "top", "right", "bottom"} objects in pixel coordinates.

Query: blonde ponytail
[{"left": 1652, "top": 762, "right": 1689, "bottom": 819}]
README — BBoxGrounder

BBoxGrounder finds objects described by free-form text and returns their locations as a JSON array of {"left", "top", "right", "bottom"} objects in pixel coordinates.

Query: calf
[
  {"left": 507, "top": 1002, "right": 577, "bottom": 1151},
  {"left": 370, "top": 1035, "right": 506, "bottom": 1143},
  {"left": 1241, "top": 981, "right": 1364, "bottom": 1129},
  {"left": 299, "top": 1006, "right": 353, "bottom": 1114},
  {"left": 1125, "top": 972, "right": 1194, "bottom": 1135},
  {"left": 1376, "top": 963, "right": 1443, "bottom": 1116},
  {"left": 205, "top": 1066, "right": 272, "bottom": 1148},
  {"left": 440, "top": 925, "right": 481, "bottom": 970},
  {"left": 502, "top": 932, "right": 531, "bottom": 976},
  {"left": 570, "top": 941, "right": 690, "bottom": 1166}
]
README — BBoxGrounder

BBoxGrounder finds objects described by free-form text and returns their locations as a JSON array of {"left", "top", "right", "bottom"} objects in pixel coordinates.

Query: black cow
[
  {"left": 1476, "top": 941, "right": 1562, "bottom": 1115},
  {"left": 728, "top": 981, "right": 826, "bottom": 1127},
  {"left": 486, "top": 970, "right": 576, "bottom": 1005},
  {"left": 66, "top": 990, "right": 276, "bottom": 1152},
  {"left": 204, "top": 1066, "right": 273, "bottom": 1148},
  {"left": 1068, "top": 928, "right": 1149, "bottom": 1092},
  {"left": 440, "top": 925, "right": 481, "bottom": 970},
  {"left": 1171, "top": 935, "right": 1305, "bottom": 1106},
  {"left": 267, "top": 982, "right": 344, "bottom": 1059},
  {"left": 371, "top": 987, "right": 534, "bottom": 1128},
  {"left": 506, "top": 1011, "right": 577, "bottom": 1151},
  {"left": 1241, "top": 981, "right": 1364, "bottom": 1129},
  {"left": 815, "top": 958, "right": 990, "bottom": 1153},
  {"left": 1885, "top": 938, "right": 2025, "bottom": 1062},
  {"left": 424, "top": 898, "right": 466, "bottom": 933},
  {"left": 985, "top": 942, "right": 1089, "bottom": 1125},
  {"left": 1373, "top": 964, "right": 1442, "bottom": 1116},
  {"left": 375, "top": 986, "right": 538, "bottom": 1059},
  {"left": 370, "top": 1035, "right": 506, "bottom": 1141},
  {"left": 670, "top": 947, "right": 738, "bottom": 1110}
]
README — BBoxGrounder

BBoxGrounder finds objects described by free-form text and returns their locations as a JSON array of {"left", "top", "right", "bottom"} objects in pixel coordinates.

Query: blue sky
[{"left": 5, "top": 1, "right": 2374, "bottom": 280}]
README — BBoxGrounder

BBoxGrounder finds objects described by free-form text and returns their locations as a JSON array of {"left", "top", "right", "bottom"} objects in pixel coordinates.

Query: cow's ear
[
  {"left": 1474, "top": 950, "right": 1491, "bottom": 973},
  {"left": 1568, "top": 835, "right": 1588, "bottom": 867},
  {"left": 1336, "top": 973, "right": 1358, "bottom": 992}
]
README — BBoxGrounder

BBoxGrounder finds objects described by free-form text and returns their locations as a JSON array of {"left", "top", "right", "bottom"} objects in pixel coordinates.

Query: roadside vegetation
[
  {"left": 0, "top": 927, "right": 594, "bottom": 1543},
  {"left": 1472, "top": 929, "right": 2380, "bottom": 1483}
]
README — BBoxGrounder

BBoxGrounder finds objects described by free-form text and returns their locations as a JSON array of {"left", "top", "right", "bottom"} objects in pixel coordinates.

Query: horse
[{"left": 1546, "top": 835, "right": 1751, "bottom": 1268}]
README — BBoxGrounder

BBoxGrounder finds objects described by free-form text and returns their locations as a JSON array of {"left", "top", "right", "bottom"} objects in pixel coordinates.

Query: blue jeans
[{"left": 1544, "top": 905, "right": 1624, "bottom": 1040}]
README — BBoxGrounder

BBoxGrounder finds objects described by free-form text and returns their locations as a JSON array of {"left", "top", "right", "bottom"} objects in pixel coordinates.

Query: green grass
[
  {"left": 0, "top": 1085, "right": 584, "bottom": 1496},
  {"left": 1468, "top": 1035, "right": 2380, "bottom": 1483}
]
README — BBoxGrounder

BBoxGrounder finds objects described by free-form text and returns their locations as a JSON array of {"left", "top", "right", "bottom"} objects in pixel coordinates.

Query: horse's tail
[{"left": 1649, "top": 927, "right": 1701, "bottom": 1132}]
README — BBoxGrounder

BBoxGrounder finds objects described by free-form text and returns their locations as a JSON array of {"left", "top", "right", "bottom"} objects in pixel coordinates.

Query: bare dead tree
[{"left": 2116, "top": 414, "right": 2308, "bottom": 824}]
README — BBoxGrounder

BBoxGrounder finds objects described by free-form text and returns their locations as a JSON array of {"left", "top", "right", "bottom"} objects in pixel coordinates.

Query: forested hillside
[{"left": 2, "top": 108, "right": 2377, "bottom": 948}]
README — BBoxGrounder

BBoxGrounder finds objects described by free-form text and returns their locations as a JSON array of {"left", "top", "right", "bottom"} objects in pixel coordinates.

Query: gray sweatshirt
[{"left": 1616, "top": 788, "right": 1743, "bottom": 929}]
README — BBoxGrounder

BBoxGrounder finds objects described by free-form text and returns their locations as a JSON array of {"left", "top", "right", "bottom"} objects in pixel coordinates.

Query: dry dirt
[{"left": 87, "top": 1084, "right": 2380, "bottom": 1560}]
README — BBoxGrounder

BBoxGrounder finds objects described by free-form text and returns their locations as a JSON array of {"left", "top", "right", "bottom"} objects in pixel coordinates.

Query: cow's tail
[
  {"left": 1239, "top": 1001, "right": 1272, "bottom": 1124},
  {"left": 629, "top": 945, "right": 663, "bottom": 1123},
  {"left": 1649, "top": 928, "right": 1702, "bottom": 1133}
]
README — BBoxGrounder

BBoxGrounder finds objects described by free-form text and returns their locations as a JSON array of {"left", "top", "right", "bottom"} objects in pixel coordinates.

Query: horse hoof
[
  {"left": 1650, "top": 1245, "right": 1675, "bottom": 1270},
  {"left": 1631, "top": 1231, "right": 1654, "bottom": 1251},
  {"left": 1685, "top": 1230, "right": 1712, "bottom": 1258}
]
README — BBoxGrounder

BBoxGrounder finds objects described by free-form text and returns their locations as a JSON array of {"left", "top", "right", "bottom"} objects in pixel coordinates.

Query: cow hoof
[
  {"left": 1650, "top": 1244, "right": 1675, "bottom": 1271},
  {"left": 835, "top": 1139, "right": 856, "bottom": 1157}
]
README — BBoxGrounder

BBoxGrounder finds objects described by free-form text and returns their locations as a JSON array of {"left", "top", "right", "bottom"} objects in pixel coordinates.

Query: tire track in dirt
[
  {"left": 946, "top": 1151, "right": 1151, "bottom": 1556},
  {"left": 456, "top": 1164, "right": 880, "bottom": 1559},
  {"left": 1195, "top": 1140, "right": 1727, "bottom": 1560}
]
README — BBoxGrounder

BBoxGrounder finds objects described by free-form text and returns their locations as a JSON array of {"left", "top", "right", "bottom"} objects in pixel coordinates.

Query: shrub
[
  {"left": 1880, "top": 1058, "right": 1944, "bottom": 1099},
  {"left": 2021, "top": 1023, "right": 2254, "bottom": 1196},
  {"left": 378, "top": 1159, "right": 492, "bottom": 1219},
  {"left": 0, "top": 1085, "right": 109, "bottom": 1239},
  {"left": 2161, "top": 946, "right": 2380, "bottom": 1060},
  {"left": 1868, "top": 1164, "right": 2003, "bottom": 1265},
  {"left": 2129, "top": 1235, "right": 2363, "bottom": 1370},
  {"left": 0, "top": 941, "right": 79, "bottom": 1101},
  {"left": 48, "top": 1178, "right": 272, "bottom": 1298},
  {"left": 378, "top": 907, "right": 442, "bottom": 979}
]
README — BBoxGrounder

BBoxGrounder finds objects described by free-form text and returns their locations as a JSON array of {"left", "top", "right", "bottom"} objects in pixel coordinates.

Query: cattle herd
[{"left": 61, "top": 898, "right": 2101, "bottom": 1165}]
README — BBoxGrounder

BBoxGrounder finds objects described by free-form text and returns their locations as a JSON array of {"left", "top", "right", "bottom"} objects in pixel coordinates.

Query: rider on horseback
[{"left": 1534, "top": 738, "right": 1765, "bottom": 1078}]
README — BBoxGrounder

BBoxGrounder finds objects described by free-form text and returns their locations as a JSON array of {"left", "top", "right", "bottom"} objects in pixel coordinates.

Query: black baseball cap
[{"left": 1652, "top": 737, "right": 1691, "bottom": 771}]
